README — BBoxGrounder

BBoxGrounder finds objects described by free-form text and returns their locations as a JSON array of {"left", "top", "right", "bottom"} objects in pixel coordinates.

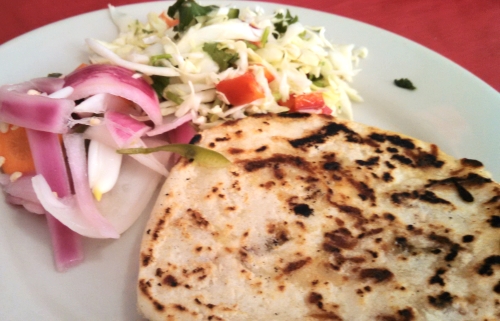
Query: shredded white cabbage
[{"left": 88, "top": 3, "right": 367, "bottom": 127}]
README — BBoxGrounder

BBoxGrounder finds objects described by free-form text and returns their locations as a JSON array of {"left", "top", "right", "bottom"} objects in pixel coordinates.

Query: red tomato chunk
[{"left": 216, "top": 72, "right": 265, "bottom": 106}]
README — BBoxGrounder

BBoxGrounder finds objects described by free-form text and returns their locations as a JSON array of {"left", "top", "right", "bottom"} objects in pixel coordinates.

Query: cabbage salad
[
  {"left": 89, "top": 0, "right": 367, "bottom": 128},
  {"left": 0, "top": 0, "right": 367, "bottom": 271}
]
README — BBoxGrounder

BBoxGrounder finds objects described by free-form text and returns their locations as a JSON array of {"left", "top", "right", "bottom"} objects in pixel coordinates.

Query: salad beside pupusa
[{"left": 0, "top": 0, "right": 366, "bottom": 270}]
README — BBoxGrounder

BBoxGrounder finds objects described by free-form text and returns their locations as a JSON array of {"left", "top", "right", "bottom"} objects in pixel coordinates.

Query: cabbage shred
[{"left": 88, "top": 0, "right": 368, "bottom": 128}]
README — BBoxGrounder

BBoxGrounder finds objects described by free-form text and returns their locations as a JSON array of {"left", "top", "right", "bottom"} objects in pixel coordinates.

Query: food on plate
[
  {"left": 117, "top": 143, "right": 231, "bottom": 169},
  {"left": 394, "top": 78, "right": 416, "bottom": 90},
  {"left": 89, "top": 0, "right": 367, "bottom": 128},
  {"left": 0, "top": 64, "right": 176, "bottom": 270},
  {"left": 0, "top": 0, "right": 367, "bottom": 271},
  {"left": 138, "top": 113, "right": 500, "bottom": 320}
]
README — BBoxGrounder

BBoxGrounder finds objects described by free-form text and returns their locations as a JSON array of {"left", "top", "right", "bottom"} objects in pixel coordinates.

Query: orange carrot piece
[
  {"left": 75, "top": 63, "right": 88, "bottom": 70},
  {"left": 262, "top": 67, "right": 275, "bottom": 83},
  {"left": 250, "top": 64, "right": 275, "bottom": 83},
  {"left": 159, "top": 12, "right": 179, "bottom": 28},
  {"left": 0, "top": 125, "right": 36, "bottom": 175}
]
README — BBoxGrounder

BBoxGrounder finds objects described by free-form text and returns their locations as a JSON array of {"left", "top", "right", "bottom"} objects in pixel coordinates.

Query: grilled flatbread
[{"left": 138, "top": 113, "right": 500, "bottom": 320}]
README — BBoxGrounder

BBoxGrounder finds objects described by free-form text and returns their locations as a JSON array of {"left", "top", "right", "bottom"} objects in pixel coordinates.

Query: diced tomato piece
[
  {"left": 216, "top": 72, "right": 265, "bottom": 106},
  {"left": 294, "top": 92, "right": 325, "bottom": 110},
  {"left": 159, "top": 12, "right": 179, "bottom": 28},
  {"left": 279, "top": 92, "right": 326, "bottom": 112},
  {"left": 321, "top": 106, "right": 333, "bottom": 115},
  {"left": 278, "top": 95, "right": 295, "bottom": 109}
]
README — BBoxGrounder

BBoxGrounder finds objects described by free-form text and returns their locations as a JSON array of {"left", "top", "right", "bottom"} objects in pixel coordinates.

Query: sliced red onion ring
[
  {"left": 105, "top": 110, "right": 151, "bottom": 146},
  {"left": 162, "top": 118, "right": 197, "bottom": 165},
  {"left": 96, "top": 156, "right": 162, "bottom": 234},
  {"left": 167, "top": 118, "right": 197, "bottom": 144},
  {"left": 104, "top": 111, "right": 170, "bottom": 175},
  {"left": 0, "top": 83, "right": 74, "bottom": 133},
  {"left": 3, "top": 174, "right": 40, "bottom": 205},
  {"left": 5, "top": 194, "right": 45, "bottom": 215},
  {"left": 32, "top": 175, "right": 118, "bottom": 239},
  {"left": 82, "top": 123, "right": 117, "bottom": 147},
  {"left": 64, "top": 64, "right": 163, "bottom": 125},
  {"left": 1, "top": 173, "right": 45, "bottom": 214},
  {"left": 26, "top": 129, "right": 83, "bottom": 271},
  {"left": 86, "top": 122, "right": 169, "bottom": 176},
  {"left": 45, "top": 213, "right": 84, "bottom": 272},
  {"left": 146, "top": 112, "right": 193, "bottom": 137},
  {"left": 63, "top": 134, "right": 119, "bottom": 238},
  {"left": 48, "top": 86, "right": 74, "bottom": 99},
  {"left": 0, "top": 76, "right": 63, "bottom": 97},
  {"left": 73, "top": 93, "right": 135, "bottom": 115}
]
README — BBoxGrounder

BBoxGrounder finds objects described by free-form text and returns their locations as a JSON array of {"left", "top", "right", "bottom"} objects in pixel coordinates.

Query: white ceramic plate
[{"left": 1, "top": 1, "right": 499, "bottom": 320}]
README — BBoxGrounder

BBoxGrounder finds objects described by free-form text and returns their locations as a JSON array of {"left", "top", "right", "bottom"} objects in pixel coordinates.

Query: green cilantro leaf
[
  {"left": 150, "top": 75, "right": 170, "bottom": 98},
  {"left": 227, "top": 8, "right": 240, "bottom": 19},
  {"left": 202, "top": 42, "right": 239, "bottom": 71},
  {"left": 149, "top": 54, "right": 172, "bottom": 66},
  {"left": 273, "top": 9, "right": 298, "bottom": 35},
  {"left": 309, "top": 75, "right": 328, "bottom": 87},
  {"left": 167, "top": 0, "right": 218, "bottom": 32}
]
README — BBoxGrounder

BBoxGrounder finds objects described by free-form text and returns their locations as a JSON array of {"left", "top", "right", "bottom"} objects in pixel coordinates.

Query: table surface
[{"left": 1, "top": 0, "right": 499, "bottom": 91}]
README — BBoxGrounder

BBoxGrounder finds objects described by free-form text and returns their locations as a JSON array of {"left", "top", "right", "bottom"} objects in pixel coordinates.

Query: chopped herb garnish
[
  {"left": 167, "top": 0, "right": 218, "bottom": 32},
  {"left": 202, "top": 42, "right": 239, "bottom": 71},
  {"left": 394, "top": 78, "right": 416, "bottom": 90},
  {"left": 298, "top": 30, "right": 308, "bottom": 40},
  {"left": 273, "top": 9, "right": 298, "bottom": 35},
  {"left": 310, "top": 75, "right": 327, "bottom": 87},
  {"left": 227, "top": 8, "right": 240, "bottom": 19},
  {"left": 47, "top": 73, "right": 63, "bottom": 78},
  {"left": 150, "top": 54, "right": 173, "bottom": 66},
  {"left": 261, "top": 27, "right": 270, "bottom": 46},
  {"left": 117, "top": 144, "right": 231, "bottom": 168},
  {"left": 166, "top": 91, "right": 184, "bottom": 105},
  {"left": 150, "top": 75, "right": 170, "bottom": 98}
]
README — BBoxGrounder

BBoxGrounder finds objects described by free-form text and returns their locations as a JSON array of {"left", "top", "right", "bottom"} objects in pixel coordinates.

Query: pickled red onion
[
  {"left": 26, "top": 129, "right": 83, "bottom": 271},
  {"left": 0, "top": 83, "right": 74, "bottom": 133},
  {"left": 64, "top": 64, "right": 163, "bottom": 125}
]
